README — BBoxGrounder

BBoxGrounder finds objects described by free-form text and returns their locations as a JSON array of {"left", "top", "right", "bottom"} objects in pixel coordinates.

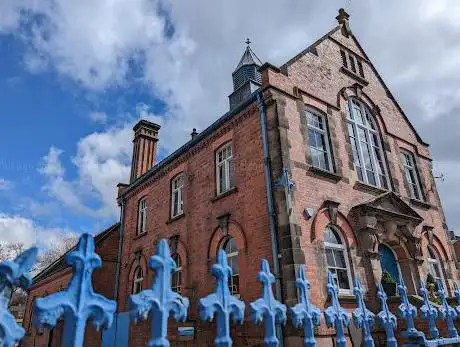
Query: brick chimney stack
[{"left": 130, "top": 120, "right": 161, "bottom": 183}]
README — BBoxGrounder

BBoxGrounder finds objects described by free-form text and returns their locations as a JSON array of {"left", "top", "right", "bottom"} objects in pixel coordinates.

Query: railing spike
[
  {"left": 376, "top": 282, "right": 397, "bottom": 347},
  {"left": 437, "top": 280, "right": 458, "bottom": 338},
  {"left": 0, "top": 247, "right": 38, "bottom": 347},
  {"left": 249, "top": 259, "right": 286, "bottom": 347},
  {"left": 291, "top": 265, "right": 321, "bottom": 347},
  {"left": 352, "top": 276, "right": 375, "bottom": 347},
  {"left": 419, "top": 280, "right": 439, "bottom": 339},
  {"left": 129, "top": 239, "right": 190, "bottom": 347},
  {"left": 199, "top": 250, "right": 245, "bottom": 347},
  {"left": 324, "top": 272, "right": 350, "bottom": 347},
  {"left": 33, "top": 234, "right": 116, "bottom": 347}
]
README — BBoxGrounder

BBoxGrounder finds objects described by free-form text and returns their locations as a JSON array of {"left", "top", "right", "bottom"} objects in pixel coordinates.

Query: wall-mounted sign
[{"left": 178, "top": 326, "right": 194, "bottom": 337}]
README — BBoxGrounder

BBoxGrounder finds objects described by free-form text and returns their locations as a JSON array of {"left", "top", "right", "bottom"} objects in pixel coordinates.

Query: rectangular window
[
  {"left": 171, "top": 175, "right": 184, "bottom": 217},
  {"left": 357, "top": 59, "right": 364, "bottom": 78},
  {"left": 349, "top": 55, "right": 356, "bottom": 73},
  {"left": 401, "top": 151, "right": 423, "bottom": 200},
  {"left": 340, "top": 50, "right": 348, "bottom": 68},
  {"left": 306, "top": 110, "right": 333, "bottom": 172},
  {"left": 216, "top": 143, "right": 234, "bottom": 195},
  {"left": 137, "top": 199, "right": 147, "bottom": 235}
]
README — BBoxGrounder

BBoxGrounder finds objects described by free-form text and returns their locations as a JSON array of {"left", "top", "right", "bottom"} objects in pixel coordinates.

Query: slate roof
[{"left": 234, "top": 45, "right": 262, "bottom": 71}]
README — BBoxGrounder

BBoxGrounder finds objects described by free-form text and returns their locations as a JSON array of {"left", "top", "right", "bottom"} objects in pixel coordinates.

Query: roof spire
[{"left": 336, "top": 8, "right": 352, "bottom": 37}]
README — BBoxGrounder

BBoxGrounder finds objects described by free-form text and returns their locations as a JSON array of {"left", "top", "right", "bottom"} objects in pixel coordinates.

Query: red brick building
[{"left": 23, "top": 9, "right": 458, "bottom": 347}]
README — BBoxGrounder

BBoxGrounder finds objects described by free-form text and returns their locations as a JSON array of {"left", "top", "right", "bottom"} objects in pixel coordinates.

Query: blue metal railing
[{"left": 2, "top": 233, "right": 460, "bottom": 347}]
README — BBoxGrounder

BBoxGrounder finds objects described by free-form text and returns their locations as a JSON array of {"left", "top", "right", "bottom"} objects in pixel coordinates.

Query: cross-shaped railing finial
[
  {"left": 437, "top": 280, "right": 458, "bottom": 338},
  {"left": 200, "top": 250, "right": 245, "bottom": 347},
  {"left": 352, "top": 276, "right": 375, "bottom": 347},
  {"left": 397, "top": 273, "right": 424, "bottom": 342},
  {"left": 324, "top": 272, "right": 349, "bottom": 347},
  {"left": 249, "top": 259, "right": 286, "bottom": 347},
  {"left": 33, "top": 234, "right": 116, "bottom": 347},
  {"left": 291, "top": 265, "right": 321, "bottom": 347},
  {"left": 376, "top": 282, "right": 397, "bottom": 347},
  {"left": 129, "top": 239, "right": 190, "bottom": 347},
  {"left": 0, "top": 247, "right": 37, "bottom": 347},
  {"left": 419, "top": 280, "right": 439, "bottom": 339}
]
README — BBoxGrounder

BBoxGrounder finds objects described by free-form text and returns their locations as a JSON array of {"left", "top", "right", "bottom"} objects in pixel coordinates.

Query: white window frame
[
  {"left": 427, "top": 246, "right": 446, "bottom": 291},
  {"left": 221, "top": 237, "right": 240, "bottom": 298},
  {"left": 347, "top": 98, "right": 389, "bottom": 189},
  {"left": 306, "top": 109, "right": 333, "bottom": 172},
  {"left": 133, "top": 266, "right": 144, "bottom": 294},
  {"left": 216, "top": 143, "right": 234, "bottom": 195},
  {"left": 171, "top": 253, "right": 182, "bottom": 294},
  {"left": 137, "top": 199, "right": 147, "bottom": 235},
  {"left": 171, "top": 175, "right": 184, "bottom": 218},
  {"left": 324, "top": 226, "right": 353, "bottom": 294},
  {"left": 401, "top": 151, "right": 423, "bottom": 201}
]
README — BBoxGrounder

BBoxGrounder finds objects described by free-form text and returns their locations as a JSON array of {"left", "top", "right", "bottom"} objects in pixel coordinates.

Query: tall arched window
[
  {"left": 137, "top": 198, "right": 147, "bottom": 235},
  {"left": 427, "top": 246, "right": 446, "bottom": 290},
  {"left": 171, "top": 253, "right": 182, "bottom": 294},
  {"left": 324, "top": 226, "right": 352, "bottom": 292},
  {"left": 132, "top": 266, "right": 144, "bottom": 294},
  {"left": 347, "top": 98, "right": 388, "bottom": 189},
  {"left": 221, "top": 237, "right": 239, "bottom": 296}
]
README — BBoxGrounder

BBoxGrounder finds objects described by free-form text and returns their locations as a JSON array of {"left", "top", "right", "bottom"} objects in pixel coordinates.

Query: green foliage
[{"left": 381, "top": 271, "right": 397, "bottom": 284}]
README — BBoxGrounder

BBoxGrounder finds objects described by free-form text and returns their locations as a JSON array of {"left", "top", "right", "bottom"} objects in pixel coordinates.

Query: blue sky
[{"left": 1, "top": 0, "right": 460, "bottom": 247}]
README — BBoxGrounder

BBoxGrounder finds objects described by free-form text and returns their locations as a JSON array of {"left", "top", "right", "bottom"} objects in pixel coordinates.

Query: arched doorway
[{"left": 379, "top": 244, "right": 400, "bottom": 295}]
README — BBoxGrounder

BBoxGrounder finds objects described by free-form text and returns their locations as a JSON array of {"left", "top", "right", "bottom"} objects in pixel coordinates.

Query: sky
[{"left": 0, "top": 0, "right": 460, "bottom": 247}]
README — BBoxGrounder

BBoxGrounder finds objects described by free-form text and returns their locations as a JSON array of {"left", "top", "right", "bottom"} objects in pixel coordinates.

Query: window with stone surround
[
  {"left": 324, "top": 226, "right": 352, "bottom": 293},
  {"left": 347, "top": 98, "right": 389, "bottom": 189},
  {"left": 171, "top": 174, "right": 184, "bottom": 217},
  {"left": 171, "top": 253, "right": 182, "bottom": 294},
  {"left": 132, "top": 266, "right": 144, "bottom": 294},
  {"left": 340, "top": 49, "right": 365, "bottom": 78},
  {"left": 137, "top": 198, "right": 147, "bottom": 235},
  {"left": 216, "top": 143, "right": 234, "bottom": 195},
  {"left": 306, "top": 108, "right": 333, "bottom": 172},
  {"left": 401, "top": 150, "right": 423, "bottom": 201},
  {"left": 427, "top": 246, "right": 446, "bottom": 290},
  {"left": 221, "top": 237, "right": 239, "bottom": 297}
]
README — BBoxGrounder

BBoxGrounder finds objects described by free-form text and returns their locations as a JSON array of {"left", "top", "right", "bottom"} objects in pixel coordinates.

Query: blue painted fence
[{"left": 1, "top": 233, "right": 460, "bottom": 347}]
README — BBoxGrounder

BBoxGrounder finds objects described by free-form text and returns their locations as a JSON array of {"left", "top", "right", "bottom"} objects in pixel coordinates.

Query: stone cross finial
[
  {"left": 324, "top": 272, "right": 350, "bottom": 347},
  {"left": 245, "top": 38, "right": 251, "bottom": 46},
  {"left": 352, "top": 277, "right": 375, "bottom": 347},
  {"left": 33, "top": 234, "right": 116, "bottom": 347},
  {"left": 249, "top": 259, "right": 286, "bottom": 347},
  {"left": 199, "top": 250, "right": 245, "bottom": 347},
  {"left": 336, "top": 8, "right": 352, "bottom": 37},
  {"left": 291, "top": 265, "right": 321, "bottom": 347},
  {"left": 129, "top": 239, "right": 190, "bottom": 347},
  {"left": 0, "top": 247, "right": 37, "bottom": 347}
]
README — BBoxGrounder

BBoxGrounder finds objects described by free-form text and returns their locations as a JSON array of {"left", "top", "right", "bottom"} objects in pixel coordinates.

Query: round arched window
[
  {"left": 171, "top": 253, "right": 182, "bottom": 294},
  {"left": 427, "top": 246, "right": 446, "bottom": 290},
  {"left": 324, "top": 227, "right": 352, "bottom": 292},
  {"left": 221, "top": 237, "right": 239, "bottom": 296},
  {"left": 132, "top": 266, "right": 144, "bottom": 295}
]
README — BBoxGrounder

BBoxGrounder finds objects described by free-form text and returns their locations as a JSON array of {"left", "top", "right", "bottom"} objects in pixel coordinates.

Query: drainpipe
[
  {"left": 257, "top": 92, "right": 284, "bottom": 347},
  {"left": 112, "top": 198, "right": 125, "bottom": 342}
]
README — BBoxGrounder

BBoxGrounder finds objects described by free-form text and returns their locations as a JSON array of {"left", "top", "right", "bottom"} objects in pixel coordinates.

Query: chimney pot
[{"left": 130, "top": 120, "right": 161, "bottom": 182}]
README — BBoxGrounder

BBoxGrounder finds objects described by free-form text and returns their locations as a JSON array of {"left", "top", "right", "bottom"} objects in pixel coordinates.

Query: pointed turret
[{"left": 228, "top": 39, "right": 262, "bottom": 109}]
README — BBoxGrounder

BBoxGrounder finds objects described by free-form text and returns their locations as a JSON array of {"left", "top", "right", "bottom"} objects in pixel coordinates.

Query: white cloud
[
  {"left": 0, "top": 179, "right": 13, "bottom": 191},
  {"left": 0, "top": 213, "right": 72, "bottom": 247},
  {"left": 89, "top": 111, "right": 108, "bottom": 124}
]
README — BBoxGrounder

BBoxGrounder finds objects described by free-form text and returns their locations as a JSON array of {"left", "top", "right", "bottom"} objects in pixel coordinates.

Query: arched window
[
  {"left": 427, "top": 246, "right": 446, "bottom": 289},
  {"left": 324, "top": 226, "right": 352, "bottom": 292},
  {"left": 137, "top": 198, "right": 147, "bottom": 235},
  {"left": 221, "top": 237, "right": 239, "bottom": 296},
  {"left": 171, "top": 253, "right": 182, "bottom": 294},
  {"left": 306, "top": 108, "right": 333, "bottom": 172},
  {"left": 132, "top": 266, "right": 144, "bottom": 294},
  {"left": 347, "top": 98, "right": 388, "bottom": 189}
]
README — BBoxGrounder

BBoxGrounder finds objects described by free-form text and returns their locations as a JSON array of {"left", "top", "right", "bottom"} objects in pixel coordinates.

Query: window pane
[
  {"left": 326, "top": 248, "right": 335, "bottom": 267},
  {"left": 333, "top": 249, "right": 346, "bottom": 268},
  {"left": 325, "top": 228, "right": 340, "bottom": 244},
  {"left": 228, "top": 158, "right": 235, "bottom": 188},
  {"left": 337, "top": 269, "right": 350, "bottom": 289}
]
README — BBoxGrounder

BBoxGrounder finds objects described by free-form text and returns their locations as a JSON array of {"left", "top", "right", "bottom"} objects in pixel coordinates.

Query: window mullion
[{"left": 354, "top": 122, "right": 367, "bottom": 184}]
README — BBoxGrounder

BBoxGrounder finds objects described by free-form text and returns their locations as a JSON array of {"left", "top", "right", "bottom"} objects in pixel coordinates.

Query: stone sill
[
  {"left": 166, "top": 213, "right": 185, "bottom": 224},
  {"left": 308, "top": 166, "right": 342, "bottom": 183},
  {"left": 353, "top": 181, "right": 387, "bottom": 195},
  {"left": 340, "top": 66, "right": 369, "bottom": 86},
  {"left": 211, "top": 187, "right": 238, "bottom": 203},
  {"left": 409, "top": 198, "right": 432, "bottom": 210}
]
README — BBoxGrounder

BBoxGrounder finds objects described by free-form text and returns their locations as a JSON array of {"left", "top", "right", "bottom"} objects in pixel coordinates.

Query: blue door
[
  {"left": 379, "top": 244, "right": 400, "bottom": 283},
  {"left": 102, "top": 312, "right": 130, "bottom": 347}
]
